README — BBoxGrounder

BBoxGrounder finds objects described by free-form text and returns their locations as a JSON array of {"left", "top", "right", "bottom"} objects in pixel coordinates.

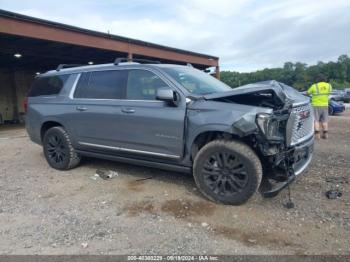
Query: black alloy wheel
[
  {"left": 43, "top": 126, "right": 81, "bottom": 170},
  {"left": 46, "top": 134, "right": 66, "bottom": 165},
  {"left": 193, "top": 139, "right": 262, "bottom": 205},
  {"left": 202, "top": 151, "right": 248, "bottom": 196}
]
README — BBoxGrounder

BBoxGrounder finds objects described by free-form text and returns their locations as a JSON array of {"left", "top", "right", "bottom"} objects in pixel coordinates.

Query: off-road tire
[
  {"left": 43, "top": 126, "right": 81, "bottom": 170},
  {"left": 193, "top": 139, "right": 262, "bottom": 205}
]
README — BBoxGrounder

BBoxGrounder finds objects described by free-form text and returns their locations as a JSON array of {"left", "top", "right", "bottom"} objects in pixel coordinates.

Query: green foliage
[{"left": 220, "top": 55, "right": 350, "bottom": 90}]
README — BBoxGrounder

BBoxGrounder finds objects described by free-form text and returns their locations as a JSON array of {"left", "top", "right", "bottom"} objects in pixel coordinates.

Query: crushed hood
[{"left": 203, "top": 80, "right": 309, "bottom": 107}]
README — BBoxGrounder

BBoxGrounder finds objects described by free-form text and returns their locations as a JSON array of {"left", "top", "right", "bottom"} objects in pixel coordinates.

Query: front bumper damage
[
  {"left": 293, "top": 137, "right": 314, "bottom": 176},
  {"left": 260, "top": 136, "right": 314, "bottom": 198}
]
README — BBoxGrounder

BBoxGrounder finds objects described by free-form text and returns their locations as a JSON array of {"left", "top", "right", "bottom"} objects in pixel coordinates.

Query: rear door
[{"left": 66, "top": 69, "right": 128, "bottom": 147}]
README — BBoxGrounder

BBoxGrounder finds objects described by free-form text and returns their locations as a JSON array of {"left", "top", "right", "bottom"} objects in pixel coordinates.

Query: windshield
[{"left": 163, "top": 67, "right": 231, "bottom": 95}]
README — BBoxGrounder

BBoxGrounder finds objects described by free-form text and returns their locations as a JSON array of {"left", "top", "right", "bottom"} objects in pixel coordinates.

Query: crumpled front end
[
  {"left": 253, "top": 101, "right": 314, "bottom": 197},
  {"left": 202, "top": 80, "right": 315, "bottom": 196},
  {"left": 286, "top": 103, "right": 314, "bottom": 175},
  {"left": 256, "top": 101, "right": 314, "bottom": 168}
]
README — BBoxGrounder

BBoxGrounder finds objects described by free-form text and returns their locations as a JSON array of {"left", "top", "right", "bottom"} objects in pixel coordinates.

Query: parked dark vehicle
[
  {"left": 25, "top": 59, "right": 314, "bottom": 205},
  {"left": 343, "top": 90, "right": 350, "bottom": 103},
  {"left": 329, "top": 99, "right": 345, "bottom": 115},
  {"left": 329, "top": 90, "right": 345, "bottom": 102}
]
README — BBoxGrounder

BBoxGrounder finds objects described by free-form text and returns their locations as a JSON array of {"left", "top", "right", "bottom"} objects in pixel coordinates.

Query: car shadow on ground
[{"left": 79, "top": 157, "right": 203, "bottom": 198}]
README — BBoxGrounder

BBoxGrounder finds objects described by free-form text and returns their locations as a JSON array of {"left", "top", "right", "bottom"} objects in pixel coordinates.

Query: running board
[{"left": 76, "top": 150, "right": 191, "bottom": 174}]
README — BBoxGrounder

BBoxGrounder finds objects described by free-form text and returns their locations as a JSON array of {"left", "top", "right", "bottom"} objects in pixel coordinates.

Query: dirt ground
[{"left": 0, "top": 111, "right": 349, "bottom": 255}]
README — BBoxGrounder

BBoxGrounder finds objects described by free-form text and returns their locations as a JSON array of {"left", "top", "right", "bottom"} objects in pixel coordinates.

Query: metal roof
[{"left": 0, "top": 9, "right": 218, "bottom": 60}]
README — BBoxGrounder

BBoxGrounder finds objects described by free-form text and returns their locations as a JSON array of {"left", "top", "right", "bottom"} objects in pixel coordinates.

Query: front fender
[{"left": 182, "top": 100, "right": 273, "bottom": 165}]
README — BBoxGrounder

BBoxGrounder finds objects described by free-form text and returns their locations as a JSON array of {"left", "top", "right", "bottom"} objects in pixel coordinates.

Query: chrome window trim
[
  {"left": 78, "top": 142, "right": 180, "bottom": 159},
  {"left": 69, "top": 67, "right": 178, "bottom": 103},
  {"left": 70, "top": 97, "right": 164, "bottom": 103}
]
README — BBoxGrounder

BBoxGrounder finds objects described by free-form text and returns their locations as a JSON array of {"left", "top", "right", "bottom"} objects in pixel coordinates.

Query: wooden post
[
  {"left": 11, "top": 69, "right": 19, "bottom": 122},
  {"left": 215, "top": 65, "right": 220, "bottom": 79},
  {"left": 127, "top": 52, "right": 133, "bottom": 62}
]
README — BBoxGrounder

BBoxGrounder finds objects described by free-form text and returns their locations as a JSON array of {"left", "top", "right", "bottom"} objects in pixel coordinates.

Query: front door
[
  {"left": 67, "top": 68, "right": 186, "bottom": 161},
  {"left": 116, "top": 69, "right": 186, "bottom": 159}
]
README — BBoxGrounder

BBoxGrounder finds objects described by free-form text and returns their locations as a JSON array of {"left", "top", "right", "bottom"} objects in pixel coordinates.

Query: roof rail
[
  {"left": 114, "top": 57, "right": 161, "bottom": 65},
  {"left": 56, "top": 64, "right": 85, "bottom": 71}
]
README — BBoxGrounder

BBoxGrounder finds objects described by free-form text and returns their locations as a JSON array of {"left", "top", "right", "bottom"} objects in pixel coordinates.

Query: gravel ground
[{"left": 0, "top": 111, "right": 349, "bottom": 255}]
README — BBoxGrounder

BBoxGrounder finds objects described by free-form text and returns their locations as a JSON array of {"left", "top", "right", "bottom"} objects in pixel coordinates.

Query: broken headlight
[{"left": 256, "top": 113, "right": 284, "bottom": 141}]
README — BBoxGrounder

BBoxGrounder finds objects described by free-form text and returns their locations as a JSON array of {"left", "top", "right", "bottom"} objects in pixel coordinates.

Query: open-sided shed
[{"left": 0, "top": 9, "right": 219, "bottom": 123}]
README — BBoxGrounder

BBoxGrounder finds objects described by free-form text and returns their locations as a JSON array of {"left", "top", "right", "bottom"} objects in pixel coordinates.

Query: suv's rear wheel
[
  {"left": 43, "top": 126, "right": 81, "bottom": 170},
  {"left": 193, "top": 139, "right": 262, "bottom": 205}
]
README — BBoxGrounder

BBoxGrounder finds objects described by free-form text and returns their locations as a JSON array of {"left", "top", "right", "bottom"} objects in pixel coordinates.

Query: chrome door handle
[
  {"left": 121, "top": 108, "right": 135, "bottom": 114},
  {"left": 76, "top": 106, "right": 88, "bottom": 111}
]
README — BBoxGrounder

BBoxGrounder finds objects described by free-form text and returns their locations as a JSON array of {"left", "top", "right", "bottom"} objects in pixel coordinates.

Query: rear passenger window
[
  {"left": 28, "top": 75, "right": 69, "bottom": 97},
  {"left": 74, "top": 70, "right": 127, "bottom": 99},
  {"left": 127, "top": 70, "right": 168, "bottom": 100}
]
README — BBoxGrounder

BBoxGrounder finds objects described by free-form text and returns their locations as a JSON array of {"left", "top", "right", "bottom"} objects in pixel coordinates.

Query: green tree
[{"left": 220, "top": 54, "right": 350, "bottom": 90}]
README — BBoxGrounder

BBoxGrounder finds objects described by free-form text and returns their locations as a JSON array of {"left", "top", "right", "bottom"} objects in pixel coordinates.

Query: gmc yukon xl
[{"left": 25, "top": 59, "right": 314, "bottom": 205}]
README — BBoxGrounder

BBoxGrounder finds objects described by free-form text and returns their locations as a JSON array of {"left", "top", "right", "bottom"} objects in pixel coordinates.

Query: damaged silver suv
[{"left": 26, "top": 58, "right": 314, "bottom": 205}]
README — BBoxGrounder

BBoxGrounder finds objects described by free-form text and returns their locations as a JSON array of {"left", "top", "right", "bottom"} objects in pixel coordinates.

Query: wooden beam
[{"left": 0, "top": 17, "right": 218, "bottom": 67}]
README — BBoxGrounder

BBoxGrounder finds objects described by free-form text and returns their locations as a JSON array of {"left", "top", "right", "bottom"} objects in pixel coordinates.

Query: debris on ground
[
  {"left": 81, "top": 242, "right": 88, "bottom": 248},
  {"left": 325, "top": 190, "right": 342, "bottom": 199},
  {"left": 95, "top": 169, "right": 119, "bottom": 180},
  {"left": 247, "top": 239, "right": 257, "bottom": 244},
  {"left": 89, "top": 174, "right": 100, "bottom": 181},
  {"left": 284, "top": 201, "right": 295, "bottom": 209}
]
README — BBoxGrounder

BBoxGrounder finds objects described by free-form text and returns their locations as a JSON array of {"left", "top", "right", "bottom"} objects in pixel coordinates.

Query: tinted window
[
  {"left": 163, "top": 67, "right": 231, "bottom": 95},
  {"left": 73, "top": 73, "right": 90, "bottom": 98},
  {"left": 127, "top": 70, "right": 168, "bottom": 100},
  {"left": 74, "top": 70, "right": 127, "bottom": 99},
  {"left": 28, "top": 75, "right": 69, "bottom": 97}
]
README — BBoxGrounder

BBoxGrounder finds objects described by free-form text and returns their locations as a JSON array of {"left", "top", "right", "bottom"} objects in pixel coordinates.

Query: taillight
[{"left": 23, "top": 98, "right": 28, "bottom": 113}]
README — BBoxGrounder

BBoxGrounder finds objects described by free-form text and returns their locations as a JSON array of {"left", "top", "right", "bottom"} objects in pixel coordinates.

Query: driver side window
[{"left": 127, "top": 69, "right": 168, "bottom": 100}]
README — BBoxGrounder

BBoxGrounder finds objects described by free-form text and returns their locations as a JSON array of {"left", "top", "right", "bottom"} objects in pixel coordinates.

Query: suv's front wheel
[
  {"left": 43, "top": 126, "right": 81, "bottom": 170},
  {"left": 193, "top": 139, "right": 262, "bottom": 205}
]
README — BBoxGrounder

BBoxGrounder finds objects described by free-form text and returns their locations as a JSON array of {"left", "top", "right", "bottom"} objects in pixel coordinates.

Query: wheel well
[
  {"left": 40, "top": 121, "right": 62, "bottom": 141},
  {"left": 191, "top": 131, "right": 237, "bottom": 161}
]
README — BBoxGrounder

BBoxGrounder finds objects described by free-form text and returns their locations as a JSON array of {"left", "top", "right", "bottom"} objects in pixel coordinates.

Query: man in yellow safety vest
[{"left": 307, "top": 75, "right": 332, "bottom": 139}]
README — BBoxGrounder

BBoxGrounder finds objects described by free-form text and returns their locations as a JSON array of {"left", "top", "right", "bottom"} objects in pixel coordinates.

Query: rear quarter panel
[{"left": 25, "top": 74, "right": 79, "bottom": 145}]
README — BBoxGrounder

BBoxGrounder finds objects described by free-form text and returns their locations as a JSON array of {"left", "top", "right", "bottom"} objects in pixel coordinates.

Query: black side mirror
[{"left": 156, "top": 87, "right": 180, "bottom": 106}]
